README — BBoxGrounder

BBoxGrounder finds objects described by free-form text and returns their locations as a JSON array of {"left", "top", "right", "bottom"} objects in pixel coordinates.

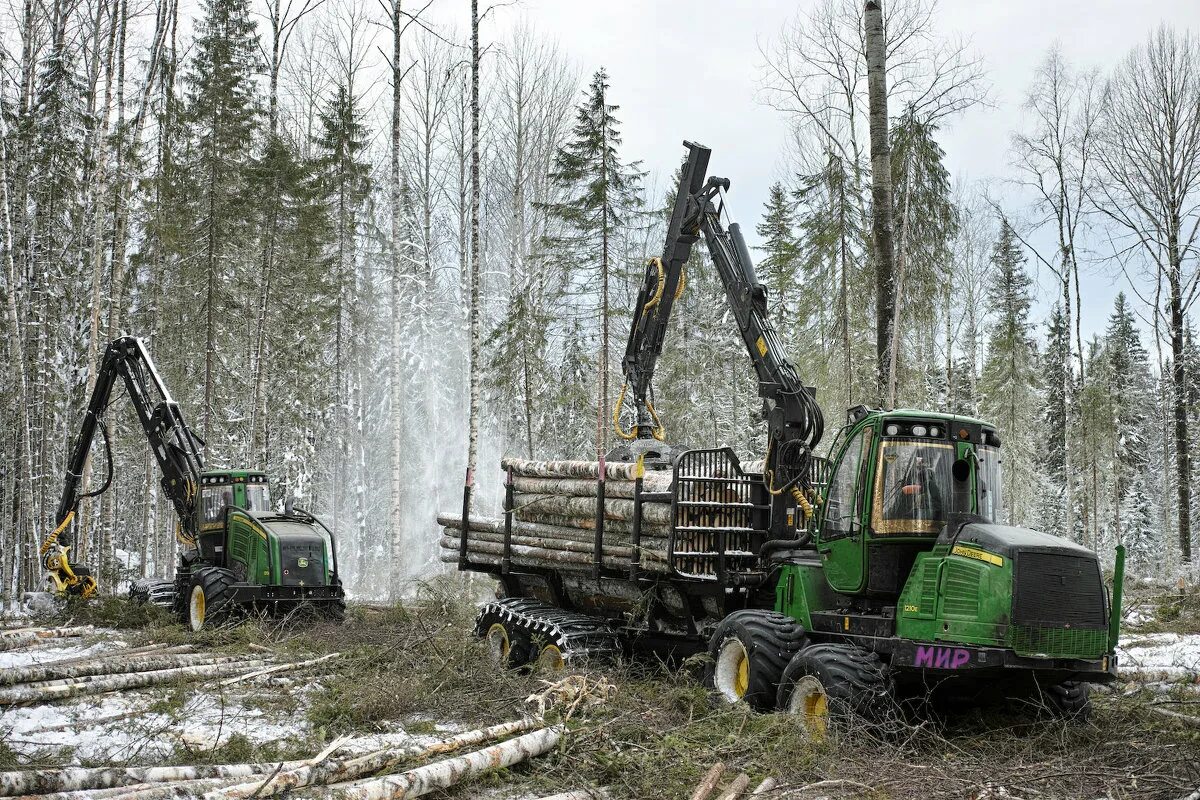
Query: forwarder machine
[
  {"left": 42, "top": 336, "right": 345, "bottom": 629},
  {"left": 464, "top": 142, "right": 1124, "bottom": 732}
]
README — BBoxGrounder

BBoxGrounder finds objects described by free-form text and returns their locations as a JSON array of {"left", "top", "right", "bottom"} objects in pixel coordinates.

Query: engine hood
[{"left": 954, "top": 522, "right": 1096, "bottom": 560}]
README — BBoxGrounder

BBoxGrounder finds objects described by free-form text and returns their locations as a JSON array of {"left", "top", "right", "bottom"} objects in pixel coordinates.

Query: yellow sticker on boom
[
  {"left": 756, "top": 336, "right": 768, "bottom": 357},
  {"left": 952, "top": 544, "right": 1004, "bottom": 567}
]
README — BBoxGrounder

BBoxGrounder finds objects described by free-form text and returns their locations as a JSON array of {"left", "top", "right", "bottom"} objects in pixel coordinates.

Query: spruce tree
[
  {"left": 978, "top": 220, "right": 1038, "bottom": 526},
  {"left": 1102, "top": 292, "right": 1153, "bottom": 546},
  {"left": 182, "top": 0, "right": 262, "bottom": 451},
  {"left": 756, "top": 182, "right": 800, "bottom": 349},
  {"left": 1041, "top": 305, "right": 1072, "bottom": 536},
  {"left": 542, "top": 68, "right": 642, "bottom": 459}
]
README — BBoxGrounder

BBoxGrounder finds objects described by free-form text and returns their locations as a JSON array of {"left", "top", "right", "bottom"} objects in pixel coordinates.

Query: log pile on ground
[
  {"left": 0, "top": 625, "right": 94, "bottom": 652},
  {"left": 0, "top": 718, "right": 563, "bottom": 800},
  {"left": 437, "top": 458, "right": 676, "bottom": 575},
  {"left": 0, "top": 637, "right": 341, "bottom": 706}
]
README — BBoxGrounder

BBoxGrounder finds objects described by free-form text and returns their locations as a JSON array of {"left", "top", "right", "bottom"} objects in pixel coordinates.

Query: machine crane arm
[
  {"left": 44, "top": 337, "right": 206, "bottom": 596},
  {"left": 614, "top": 141, "right": 824, "bottom": 527}
]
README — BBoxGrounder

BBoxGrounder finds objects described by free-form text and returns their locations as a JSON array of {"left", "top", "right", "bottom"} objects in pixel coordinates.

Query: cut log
[
  {"left": 28, "top": 643, "right": 193, "bottom": 672},
  {"left": 501, "top": 458, "right": 670, "bottom": 482},
  {"left": 690, "top": 763, "right": 726, "bottom": 800},
  {"left": 439, "top": 535, "right": 670, "bottom": 573},
  {"left": 0, "top": 626, "right": 94, "bottom": 652},
  {"left": 0, "top": 759, "right": 303, "bottom": 797},
  {"left": 0, "top": 659, "right": 270, "bottom": 706},
  {"left": 438, "top": 514, "right": 670, "bottom": 544},
  {"left": 203, "top": 718, "right": 541, "bottom": 799},
  {"left": 316, "top": 725, "right": 564, "bottom": 800},
  {"left": 716, "top": 773, "right": 751, "bottom": 800},
  {"left": 2, "top": 652, "right": 262, "bottom": 687},
  {"left": 513, "top": 494, "right": 671, "bottom": 526},
  {"left": 749, "top": 778, "right": 777, "bottom": 795},
  {"left": 218, "top": 653, "right": 341, "bottom": 687},
  {"left": 444, "top": 528, "right": 669, "bottom": 560},
  {"left": 512, "top": 475, "right": 671, "bottom": 499}
]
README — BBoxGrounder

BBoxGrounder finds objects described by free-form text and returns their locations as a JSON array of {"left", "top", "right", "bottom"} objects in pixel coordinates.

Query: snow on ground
[
  {"left": 1117, "top": 632, "right": 1200, "bottom": 681},
  {"left": 0, "top": 629, "right": 322, "bottom": 764}
]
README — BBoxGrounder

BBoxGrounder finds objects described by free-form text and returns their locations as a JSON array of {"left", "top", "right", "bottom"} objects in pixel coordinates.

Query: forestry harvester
[
  {"left": 42, "top": 336, "right": 345, "bottom": 629},
  {"left": 453, "top": 142, "right": 1125, "bottom": 730}
]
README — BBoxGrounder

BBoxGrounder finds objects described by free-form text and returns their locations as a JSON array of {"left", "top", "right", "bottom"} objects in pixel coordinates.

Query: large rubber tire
[
  {"left": 1044, "top": 680, "right": 1092, "bottom": 722},
  {"left": 188, "top": 567, "right": 238, "bottom": 631},
  {"left": 776, "top": 644, "right": 890, "bottom": 740},
  {"left": 130, "top": 579, "right": 176, "bottom": 610},
  {"left": 707, "top": 610, "right": 808, "bottom": 710}
]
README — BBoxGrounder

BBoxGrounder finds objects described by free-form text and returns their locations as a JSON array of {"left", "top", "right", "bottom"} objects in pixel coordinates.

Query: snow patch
[{"left": 1118, "top": 632, "right": 1200, "bottom": 680}]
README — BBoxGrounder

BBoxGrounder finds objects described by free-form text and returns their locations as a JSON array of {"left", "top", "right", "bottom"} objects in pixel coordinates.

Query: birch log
[
  {"left": 205, "top": 719, "right": 541, "bottom": 799},
  {"left": 315, "top": 725, "right": 564, "bottom": 800},
  {"left": 0, "top": 659, "right": 270, "bottom": 706},
  {"left": 513, "top": 494, "right": 671, "bottom": 526},
  {"left": 0, "top": 761, "right": 300, "bottom": 797},
  {"left": 501, "top": 458, "right": 669, "bottom": 482},
  {"left": 25, "top": 643, "right": 193, "bottom": 671},
  {"left": 438, "top": 515, "right": 670, "bottom": 549},
  {"left": 438, "top": 513, "right": 668, "bottom": 539},
  {"left": 218, "top": 653, "right": 341, "bottom": 687},
  {"left": 1, "top": 652, "right": 259, "bottom": 687},
  {"left": 0, "top": 627, "right": 94, "bottom": 652},
  {"left": 511, "top": 475, "right": 672, "bottom": 499},
  {"left": 441, "top": 529, "right": 669, "bottom": 560},
  {"left": 438, "top": 535, "right": 667, "bottom": 573},
  {"left": 690, "top": 763, "right": 726, "bottom": 800}
]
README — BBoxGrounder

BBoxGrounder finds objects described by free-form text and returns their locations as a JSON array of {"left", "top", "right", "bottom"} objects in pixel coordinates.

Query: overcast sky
[{"left": 452, "top": 0, "right": 1200, "bottom": 343}]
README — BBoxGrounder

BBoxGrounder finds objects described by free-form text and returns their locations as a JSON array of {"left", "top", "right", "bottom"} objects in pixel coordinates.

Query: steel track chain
[{"left": 475, "top": 597, "right": 622, "bottom": 664}]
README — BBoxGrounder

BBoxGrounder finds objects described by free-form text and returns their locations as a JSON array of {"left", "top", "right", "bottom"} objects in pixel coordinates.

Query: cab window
[
  {"left": 872, "top": 438, "right": 971, "bottom": 534},
  {"left": 977, "top": 446, "right": 1004, "bottom": 522},
  {"left": 201, "top": 485, "right": 234, "bottom": 524},
  {"left": 821, "top": 426, "right": 874, "bottom": 540},
  {"left": 246, "top": 483, "right": 271, "bottom": 513}
]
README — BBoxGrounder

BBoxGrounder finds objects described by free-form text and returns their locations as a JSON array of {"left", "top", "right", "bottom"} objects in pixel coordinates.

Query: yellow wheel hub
[
  {"left": 734, "top": 651, "right": 749, "bottom": 698},
  {"left": 189, "top": 585, "right": 207, "bottom": 632},
  {"left": 537, "top": 643, "right": 565, "bottom": 671},
  {"left": 786, "top": 675, "right": 829, "bottom": 741},
  {"left": 715, "top": 638, "right": 752, "bottom": 703},
  {"left": 486, "top": 623, "right": 511, "bottom": 663}
]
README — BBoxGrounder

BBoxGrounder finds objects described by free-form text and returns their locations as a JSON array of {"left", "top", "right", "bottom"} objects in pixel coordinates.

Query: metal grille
[
  {"left": 942, "top": 559, "right": 981, "bottom": 617},
  {"left": 1013, "top": 552, "right": 1106, "bottom": 628},
  {"left": 1011, "top": 625, "right": 1108, "bottom": 659},
  {"left": 670, "top": 448, "right": 767, "bottom": 581}
]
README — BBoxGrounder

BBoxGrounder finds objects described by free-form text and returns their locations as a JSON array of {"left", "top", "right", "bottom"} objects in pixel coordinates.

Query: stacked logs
[{"left": 437, "top": 458, "right": 675, "bottom": 575}]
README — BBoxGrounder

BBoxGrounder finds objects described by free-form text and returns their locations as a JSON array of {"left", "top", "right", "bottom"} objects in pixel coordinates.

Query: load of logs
[{"left": 438, "top": 458, "right": 676, "bottom": 575}]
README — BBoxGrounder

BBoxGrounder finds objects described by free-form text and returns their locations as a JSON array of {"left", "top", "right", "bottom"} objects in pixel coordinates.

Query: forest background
[{"left": 2, "top": 0, "right": 1199, "bottom": 599}]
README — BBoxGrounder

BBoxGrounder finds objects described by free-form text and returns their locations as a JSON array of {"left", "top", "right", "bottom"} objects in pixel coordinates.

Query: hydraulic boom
[
  {"left": 613, "top": 141, "right": 824, "bottom": 533},
  {"left": 43, "top": 336, "right": 205, "bottom": 596}
]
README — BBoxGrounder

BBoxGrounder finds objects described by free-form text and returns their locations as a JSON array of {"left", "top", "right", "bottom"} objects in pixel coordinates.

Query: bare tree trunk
[
  {"left": 464, "top": 0, "right": 482, "bottom": 509},
  {"left": 864, "top": 0, "right": 895, "bottom": 407}
]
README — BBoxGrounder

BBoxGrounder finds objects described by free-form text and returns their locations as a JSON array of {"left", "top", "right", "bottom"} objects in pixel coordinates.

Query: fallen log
[
  {"left": 218, "top": 653, "right": 341, "bottom": 687},
  {"left": 0, "top": 626, "right": 94, "bottom": 652},
  {"left": 204, "top": 718, "right": 541, "bottom": 799},
  {"left": 0, "top": 659, "right": 270, "bottom": 706},
  {"left": 315, "top": 725, "right": 564, "bottom": 800},
  {"left": 2, "top": 652, "right": 261, "bottom": 687},
  {"left": 690, "top": 763, "right": 726, "bottom": 800},
  {"left": 24, "top": 643, "right": 193, "bottom": 672},
  {"left": 514, "top": 494, "right": 671, "bottom": 527},
  {"left": 0, "top": 758, "right": 304, "bottom": 797},
  {"left": 750, "top": 778, "right": 777, "bottom": 795},
  {"left": 716, "top": 774, "right": 751, "bottom": 800}
]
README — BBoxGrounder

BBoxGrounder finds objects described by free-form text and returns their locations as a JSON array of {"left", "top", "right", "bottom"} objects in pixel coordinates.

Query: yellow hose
[
  {"left": 40, "top": 511, "right": 75, "bottom": 556},
  {"left": 642, "top": 258, "right": 665, "bottom": 312},
  {"left": 613, "top": 383, "right": 637, "bottom": 441}
]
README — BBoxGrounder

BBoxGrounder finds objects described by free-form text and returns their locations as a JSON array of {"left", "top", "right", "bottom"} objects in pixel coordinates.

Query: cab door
[{"left": 817, "top": 423, "right": 875, "bottom": 594}]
